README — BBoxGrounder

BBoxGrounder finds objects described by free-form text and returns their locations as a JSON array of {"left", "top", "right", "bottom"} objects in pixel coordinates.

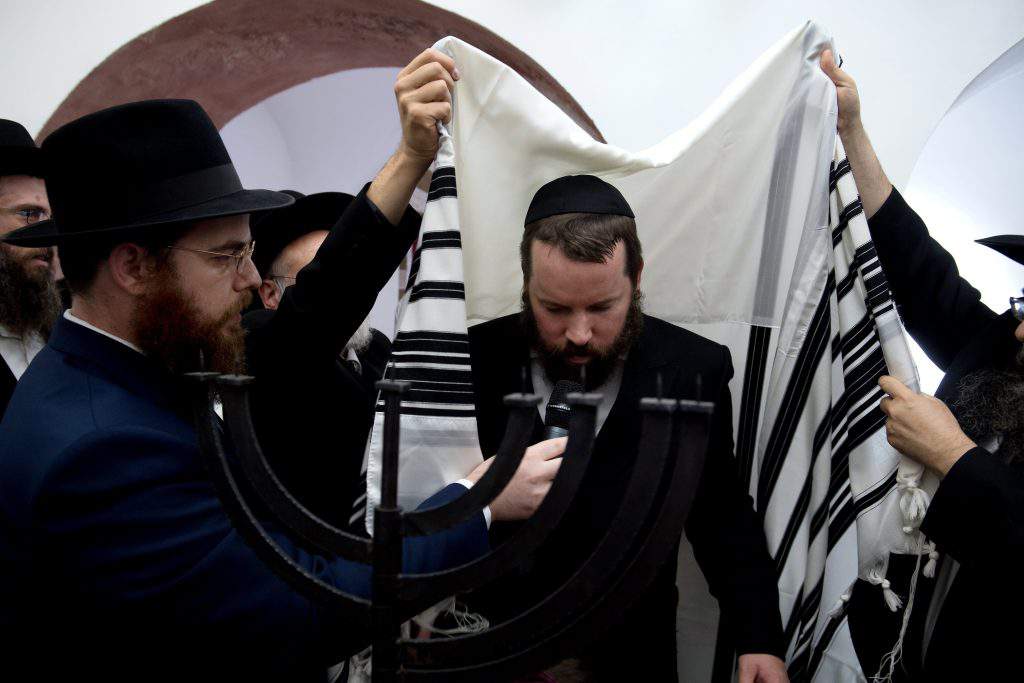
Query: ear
[
  {"left": 258, "top": 279, "right": 281, "bottom": 310},
  {"left": 107, "top": 243, "right": 161, "bottom": 296},
  {"left": 634, "top": 258, "right": 644, "bottom": 289}
]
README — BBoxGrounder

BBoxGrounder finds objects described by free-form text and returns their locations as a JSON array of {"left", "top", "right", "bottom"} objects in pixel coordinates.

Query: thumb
[
  {"left": 820, "top": 48, "right": 848, "bottom": 86},
  {"left": 879, "top": 374, "right": 914, "bottom": 400},
  {"left": 526, "top": 436, "right": 568, "bottom": 461}
]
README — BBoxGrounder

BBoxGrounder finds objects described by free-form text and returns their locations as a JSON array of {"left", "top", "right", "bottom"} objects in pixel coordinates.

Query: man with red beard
[
  {"left": 0, "top": 119, "right": 59, "bottom": 420},
  {"left": 467, "top": 175, "right": 787, "bottom": 683},
  {"left": 0, "top": 51, "right": 563, "bottom": 680}
]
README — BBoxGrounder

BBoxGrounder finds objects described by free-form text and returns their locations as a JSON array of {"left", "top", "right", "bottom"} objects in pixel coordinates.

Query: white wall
[
  {"left": 219, "top": 67, "right": 408, "bottom": 338},
  {"left": 4, "top": 0, "right": 1023, "bottom": 190},
  {"left": 904, "top": 38, "right": 1024, "bottom": 391},
  {"left": 0, "top": 0, "right": 204, "bottom": 135}
]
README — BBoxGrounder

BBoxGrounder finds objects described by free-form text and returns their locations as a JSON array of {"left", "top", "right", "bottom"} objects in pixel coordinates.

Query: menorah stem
[
  {"left": 372, "top": 507, "right": 401, "bottom": 683},
  {"left": 372, "top": 380, "right": 409, "bottom": 683}
]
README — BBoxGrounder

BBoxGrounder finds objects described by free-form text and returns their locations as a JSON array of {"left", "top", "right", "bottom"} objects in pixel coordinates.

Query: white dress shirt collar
[
  {"left": 0, "top": 323, "right": 45, "bottom": 380},
  {"left": 63, "top": 309, "right": 145, "bottom": 355}
]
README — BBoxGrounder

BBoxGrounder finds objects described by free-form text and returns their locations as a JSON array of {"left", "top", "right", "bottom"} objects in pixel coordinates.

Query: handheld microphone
[{"left": 543, "top": 380, "right": 583, "bottom": 440}]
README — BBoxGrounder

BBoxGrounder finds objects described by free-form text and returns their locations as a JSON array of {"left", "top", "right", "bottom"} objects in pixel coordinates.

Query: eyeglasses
[
  {"left": 0, "top": 207, "right": 50, "bottom": 225},
  {"left": 1012, "top": 291, "right": 1024, "bottom": 322},
  {"left": 165, "top": 240, "right": 256, "bottom": 274}
]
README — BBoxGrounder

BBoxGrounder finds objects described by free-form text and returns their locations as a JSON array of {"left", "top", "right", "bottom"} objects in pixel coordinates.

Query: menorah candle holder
[{"left": 187, "top": 372, "right": 713, "bottom": 682}]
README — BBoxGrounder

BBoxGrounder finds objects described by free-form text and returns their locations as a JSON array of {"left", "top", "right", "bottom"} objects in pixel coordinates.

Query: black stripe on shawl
[
  {"left": 408, "top": 280, "right": 466, "bottom": 302},
  {"left": 427, "top": 166, "right": 457, "bottom": 201},
  {"left": 774, "top": 470, "right": 814, "bottom": 578},
  {"left": 787, "top": 576, "right": 826, "bottom": 681},
  {"left": 391, "top": 337, "right": 470, "bottom": 354},
  {"left": 831, "top": 199, "right": 863, "bottom": 247},
  {"left": 756, "top": 273, "right": 835, "bottom": 509},
  {"left": 783, "top": 585, "right": 806, "bottom": 647},
  {"left": 419, "top": 230, "right": 463, "bottom": 249},
  {"left": 854, "top": 468, "right": 898, "bottom": 515},
  {"left": 828, "top": 158, "right": 852, "bottom": 193},
  {"left": 737, "top": 325, "right": 772, "bottom": 489},
  {"left": 803, "top": 607, "right": 849, "bottom": 681}
]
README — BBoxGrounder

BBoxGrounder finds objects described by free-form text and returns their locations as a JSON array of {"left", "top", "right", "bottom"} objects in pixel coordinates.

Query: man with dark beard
[
  {"left": 822, "top": 50, "right": 1024, "bottom": 680},
  {"left": 467, "top": 175, "right": 787, "bottom": 683},
  {"left": 0, "top": 119, "right": 60, "bottom": 419},
  {"left": 244, "top": 190, "right": 393, "bottom": 528},
  {"left": 0, "top": 51, "right": 564, "bottom": 681}
]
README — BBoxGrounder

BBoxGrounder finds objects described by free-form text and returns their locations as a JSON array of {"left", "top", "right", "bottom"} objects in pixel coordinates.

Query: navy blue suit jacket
[{"left": 0, "top": 316, "right": 487, "bottom": 679}]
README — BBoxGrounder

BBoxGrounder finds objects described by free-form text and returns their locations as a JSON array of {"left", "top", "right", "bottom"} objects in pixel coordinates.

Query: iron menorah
[{"left": 187, "top": 372, "right": 714, "bottom": 682}]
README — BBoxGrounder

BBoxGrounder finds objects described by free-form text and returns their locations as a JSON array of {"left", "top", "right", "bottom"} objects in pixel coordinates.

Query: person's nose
[
  {"left": 565, "top": 314, "right": 593, "bottom": 347},
  {"left": 237, "top": 257, "right": 262, "bottom": 291}
]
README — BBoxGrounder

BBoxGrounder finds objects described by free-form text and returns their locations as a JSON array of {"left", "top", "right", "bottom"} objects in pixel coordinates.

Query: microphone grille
[
  {"left": 550, "top": 380, "right": 584, "bottom": 406},
  {"left": 546, "top": 380, "right": 584, "bottom": 430}
]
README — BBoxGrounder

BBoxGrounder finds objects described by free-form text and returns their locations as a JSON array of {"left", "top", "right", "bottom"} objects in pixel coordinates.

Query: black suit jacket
[
  {"left": 0, "top": 356, "right": 14, "bottom": 423},
  {"left": 468, "top": 313, "right": 784, "bottom": 681},
  {"left": 848, "top": 188, "right": 1023, "bottom": 680},
  {"left": 244, "top": 188, "right": 417, "bottom": 529}
]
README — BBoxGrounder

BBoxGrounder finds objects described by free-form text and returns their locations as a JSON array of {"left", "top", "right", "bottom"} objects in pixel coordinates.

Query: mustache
[
  {"left": 219, "top": 289, "right": 252, "bottom": 326},
  {"left": 563, "top": 341, "right": 594, "bottom": 356}
]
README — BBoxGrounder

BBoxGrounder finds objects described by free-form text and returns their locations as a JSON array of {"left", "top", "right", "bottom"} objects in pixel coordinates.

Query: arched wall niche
[{"left": 38, "top": 0, "right": 603, "bottom": 142}]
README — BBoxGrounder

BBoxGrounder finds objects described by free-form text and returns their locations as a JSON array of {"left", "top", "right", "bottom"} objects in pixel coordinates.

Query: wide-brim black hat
[
  {"left": 977, "top": 234, "right": 1024, "bottom": 267},
  {"left": 0, "top": 119, "right": 44, "bottom": 178},
  {"left": 251, "top": 190, "right": 355, "bottom": 276},
  {"left": 2, "top": 99, "right": 293, "bottom": 247}
]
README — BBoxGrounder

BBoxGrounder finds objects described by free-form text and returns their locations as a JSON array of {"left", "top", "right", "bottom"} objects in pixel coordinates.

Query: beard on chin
[
  {"left": 132, "top": 266, "right": 251, "bottom": 376},
  {"left": 950, "top": 348, "right": 1024, "bottom": 465},
  {"left": 522, "top": 288, "right": 644, "bottom": 391},
  {"left": 0, "top": 245, "right": 61, "bottom": 339}
]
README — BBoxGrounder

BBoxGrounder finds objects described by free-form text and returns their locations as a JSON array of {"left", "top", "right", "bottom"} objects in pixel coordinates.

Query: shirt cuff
[{"left": 455, "top": 478, "right": 492, "bottom": 528}]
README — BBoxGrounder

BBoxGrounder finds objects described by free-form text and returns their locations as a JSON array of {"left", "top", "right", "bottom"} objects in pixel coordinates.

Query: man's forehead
[
  {"left": 530, "top": 240, "right": 629, "bottom": 301},
  {"left": 0, "top": 174, "right": 47, "bottom": 204},
  {"left": 531, "top": 239, "right": 627, "bottom": 274},
  {"left": 185, "top": 213, "right": 252, "bottom": 246}
]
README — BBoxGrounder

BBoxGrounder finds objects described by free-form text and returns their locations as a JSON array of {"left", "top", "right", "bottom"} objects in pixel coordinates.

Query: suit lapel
[
  {"left": 0, "top": 355, "right": 16, "bottom": 418},
  {"left": 471, "top": 315, "right": 543, "bottom": 455},
  {"left": 595, "top": 316, "right": 682, "bottom": 455}
]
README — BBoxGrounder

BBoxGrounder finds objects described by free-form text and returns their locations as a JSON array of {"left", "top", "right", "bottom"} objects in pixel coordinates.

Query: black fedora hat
[
  {"left": 0, "top": 119, "right": 44, "bottom": 178},
  {"left": 251, "top": 190, "right": 355, "bottom": 276},
  {"left": 2, "top": 99, "right": 293, "bottom": 247},
  {"left": 977, "top": 234, "right": 1024, "bottom": 268}
]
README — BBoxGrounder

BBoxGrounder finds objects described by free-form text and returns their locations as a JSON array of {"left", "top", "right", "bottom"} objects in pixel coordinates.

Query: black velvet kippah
[{"left": 524, "top": 175, "right": 635, "bottom": 226}]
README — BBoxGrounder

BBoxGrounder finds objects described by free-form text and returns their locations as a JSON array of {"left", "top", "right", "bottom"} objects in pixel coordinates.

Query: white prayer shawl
[{"left": 361, "top": 22, "right": 934, "bottom": 681}]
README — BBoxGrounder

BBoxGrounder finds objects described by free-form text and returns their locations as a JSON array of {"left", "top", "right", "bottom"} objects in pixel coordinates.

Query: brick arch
[{"left": 39, "top": 0, "right": 602, "bottom": 142}]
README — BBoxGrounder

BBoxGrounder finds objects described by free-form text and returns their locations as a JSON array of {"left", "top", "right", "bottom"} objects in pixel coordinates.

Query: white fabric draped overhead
[{"left": 360, "top": 22, "right": 932, "bottom": 681}]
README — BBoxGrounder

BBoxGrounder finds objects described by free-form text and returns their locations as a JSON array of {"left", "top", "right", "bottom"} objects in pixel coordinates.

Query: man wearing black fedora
[
  {"left": 823, "top": 50, "right": 1024, "bottom": 680},
  {"left": 245, "top": 190, "right": 393, "bottom": 529},
  {"left": 0, "top": 119, "right": 60, "bottom": 420},
  {"left": 0, "top": 49, "right": 563, "bottom": 679}
]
